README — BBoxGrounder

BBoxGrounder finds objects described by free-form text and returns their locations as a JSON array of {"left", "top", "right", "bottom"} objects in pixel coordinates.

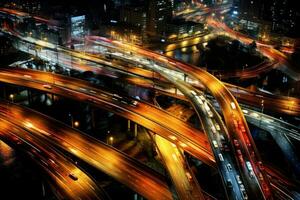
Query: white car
[
  {"left": 236, "top": 175, "right": 242, "bottom": 184},
  {"left": 230, "top": 102, "right": 236, "bottom": 109},
  {"left": 215, "top": 123, "right": 221, "bottom": 131},
  {"left": 212, "top": 140, "right": 218, "bottom": 148},
  {"left": 43, "top": 84, "right": 52, "bottom": 89},
  {"left": 191, "top": 90, "right": 197, "bottom": 96},
  {"left": 207, "top": 110, "right": 214, "bottom": 118},
  {"left": 226, "top": 163, "right": 232, "bottom": 171},
  {"left": 218, "top": 153, "right": 224, "bottom": 161}
]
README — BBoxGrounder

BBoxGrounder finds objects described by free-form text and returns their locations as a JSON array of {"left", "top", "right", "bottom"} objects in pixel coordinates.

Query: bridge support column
[
  {"left": 91, "top": 107, "right": 95, "bottom": 129},
  {"left": 51, "top": 94, "right": 55, "bottom": 102},
  {"left": 127, "top": 119, "right": 131, "bottom": 131},
  {"left": 134, "top": 123, "right": 138, "bottom": 138},
  {"left": 27, "top": 89, "right": 32, "bottom": 104},
  {"left": 134, "top": 193, "right": 143, "bottom": 200},
  {"left": 2, "top": 86, "right": 6, "bottom": 99},
  {"left": 269, "top": 131, "right": 300, "bottom": 179}
]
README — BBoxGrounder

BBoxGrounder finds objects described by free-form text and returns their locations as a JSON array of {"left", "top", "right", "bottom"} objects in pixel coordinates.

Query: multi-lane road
[
  {"left": 1, "top": 7, "right": 299, "bottom": 200},
  {"left": 0, "top": 116, "right": 106, "bottom": 200},
  {"left": 0, "top": 67, "right": 214, "bottom": 165},
  {"left": 0, "top": 102, "right": 174, "bottom": 200},
  {"left": 3, "top": 26, "right": 299, "bottom": 116}
]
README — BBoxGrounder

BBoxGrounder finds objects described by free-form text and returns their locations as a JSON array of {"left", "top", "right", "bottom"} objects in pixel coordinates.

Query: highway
[
  {"left": 243, "top": 109, "right": 300, "bottom": 141},
  {"left": 164, "top": 103, "right": 300, "bottom": 199},
  {"left": 85, "top": 36, "right": 300, "bottom": 117},
  {"left": 2, "top": 33, "right": 272, "bottom": 198},
  {"left": 5, "top": 33, "right": 298, "bottom": 198},
  {"left": 145, "top": 60, "right": 248, "bottom": 200},
  {"left": 84, "top": 38, "right": 272, "bottom": 199},
  {"left": 153, "top": 134, "right": 205, "bottom": 200},
  {"left": 243, "top": 109, "right": 300, "bottom": 178},
  {"left": 81, "top": 35, "right": 300, "bottom": 117},
  {"left": 0, "top": 68, "right": 297, "bottom": 199},
  {"left": 166, "top": 101, "right": 300, "bottom": 186},
  {"left": 0, "top": 102, "right": 174, "bottom": 200},
  {"left": 0, "top": 66, "right": 296, "bottom": 197},
  {"left": 84, "top": 39, "right": 300, "bottom": 117},
  {"left": 4, "top": 27, "right": 299, "bottom": 117},
  {"left": 1, "top": 6, "right": 299, "bottom": 115},
  {"left": 151, "top": 104, "right": 207, "bottom": 200},
  {"left": 206, "top": 17, "right": 300, "bottom": 81},
  {"left": 86, "top": 37, "right": 298, "bottom": 198},
  {"left": 210, "top": 61, "right": 276, "bottom": 80},
  {"left": 0, "top": 117, "right": 105, "bottom": 200},
  {"left": 0, "top": 7, "right": 58, "bottom": 27},
  {"left": 226, "top": 84, "right": 300, "bottom": 116},
  {"left": 0, "top": 67, "right": 215, "bottom": 166},
  {"left": 1, "top": 8, "right": 299, "bottom": 199}
]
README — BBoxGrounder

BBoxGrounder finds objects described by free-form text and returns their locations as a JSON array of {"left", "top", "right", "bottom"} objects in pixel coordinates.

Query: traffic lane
[
  {"left": 154, "top": 135, "right": 205, "bottom": 200},
  {"left": 13, "top": 34, "right": 300, "bottom": 116},
  {"left": 0, "top": 68, "right": 214, "bottom": 165},
  {"left": 150, "top": 53, "right": 270, "bottom": 198},
  {"left": 0, "top": 117, "right": 103, "bottom": 200},
  {"left": 0, "top": 103, "right": 173, "bottom": 200},
  {"left": 150, "top": 64, "right": 246, "bottom": 200},
  {"left": 0, "top": 100, "right": 292, "bottom": 198}
]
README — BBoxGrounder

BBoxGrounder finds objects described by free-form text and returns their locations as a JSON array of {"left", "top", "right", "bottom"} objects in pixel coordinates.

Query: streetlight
[
  {"left": 288, "top": 101, "right": 294, "bottom": 111},
  {"left": 109, "top": 136, "right": 114, "bottom": 146},
  {"left": 74, "top": 121, "right": 80, "bottom": 128},
  {"left": 69, "top": 113, "right": 79, "bottom": 128},
  {"left": 9, "top": 94, "right": 14, "bottom": 103}
]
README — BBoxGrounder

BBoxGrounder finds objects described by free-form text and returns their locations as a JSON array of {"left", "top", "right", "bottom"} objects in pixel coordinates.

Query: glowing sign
[{"left": 71, "top": 15, "right": 85, "bottom": 39}]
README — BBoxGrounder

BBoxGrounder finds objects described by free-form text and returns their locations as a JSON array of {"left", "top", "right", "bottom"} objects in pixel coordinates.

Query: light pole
[
  {"left": 74, "top": 121, "right": 79, "bottom": 128},
  {"left": 69, "top": 113, "right": 79, "bottom": 128},
  {"left": 9, "top": 94, "right": 14, "bottom": 103},
  {"left": 289, "top": 101, "right": 294, "bottom": 111},
  {"left": 69, "top": 113, "right": 73, "bottom": 127},
  {"left": 109, "top": 136, "right": 114, "bottom": 146}
]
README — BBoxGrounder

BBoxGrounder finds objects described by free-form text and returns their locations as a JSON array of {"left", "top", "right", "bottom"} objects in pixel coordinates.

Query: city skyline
[{"left": 0, "top": 0, "right": 299, "bottom": 200}]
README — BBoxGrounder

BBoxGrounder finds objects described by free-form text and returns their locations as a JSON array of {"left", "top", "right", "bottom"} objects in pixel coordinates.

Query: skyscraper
[
  {"left": 269, "top": 0, "right": 298, "bottom": 36},
  {"left": 146, "top": 0, "right": 172, "bottom": 37},
  {"left": 238, "top": 0, "right": 299, "bottom": 36}
]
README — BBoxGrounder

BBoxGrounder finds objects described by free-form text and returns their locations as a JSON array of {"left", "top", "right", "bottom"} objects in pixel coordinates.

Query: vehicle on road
[
  {"left": 226, "top": 179, "right": 233, "bottom": 189},
  {"left": 69, "top": 173, "right": 78, "bottom": 181},
  {"left": 212, "top": 140, "right": 218, "bottom": 148},
  {"left": 218, "top": 153, "right": 224, "bottom": 161},
  {"left": 43, "top": 84, "right": 52, "bottom": 89},
  {"left": 236, "top": 175, "right": 242, "bottom": 184},
  {"left": 227, "top": 163, "right": 232, "bottom": 171}
]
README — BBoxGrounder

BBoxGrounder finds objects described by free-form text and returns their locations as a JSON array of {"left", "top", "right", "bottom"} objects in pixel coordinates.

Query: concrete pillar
[
  {"left": 134, "top": 123, "right": 138, "bottom": 138},
  {"left": 134, "top": 193, "right": 143, "bottom": 200},
  {"left": 51, "top": 94, "right": 55, "bottom": 102},
  {"left": 27, "top": 89, "right": 32, "bottom": 104},
  {"left": 127, "top": 119, "right": 131, "bottom": 131},
  {"left": 2, "top": 86, "right": 6, "bottom": 99},
  {"left": 91, "top": 107, "right": 95, "bottom": 129},
  {"left": 269, "top": 131, "right": 300, "bottom": 179}
]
